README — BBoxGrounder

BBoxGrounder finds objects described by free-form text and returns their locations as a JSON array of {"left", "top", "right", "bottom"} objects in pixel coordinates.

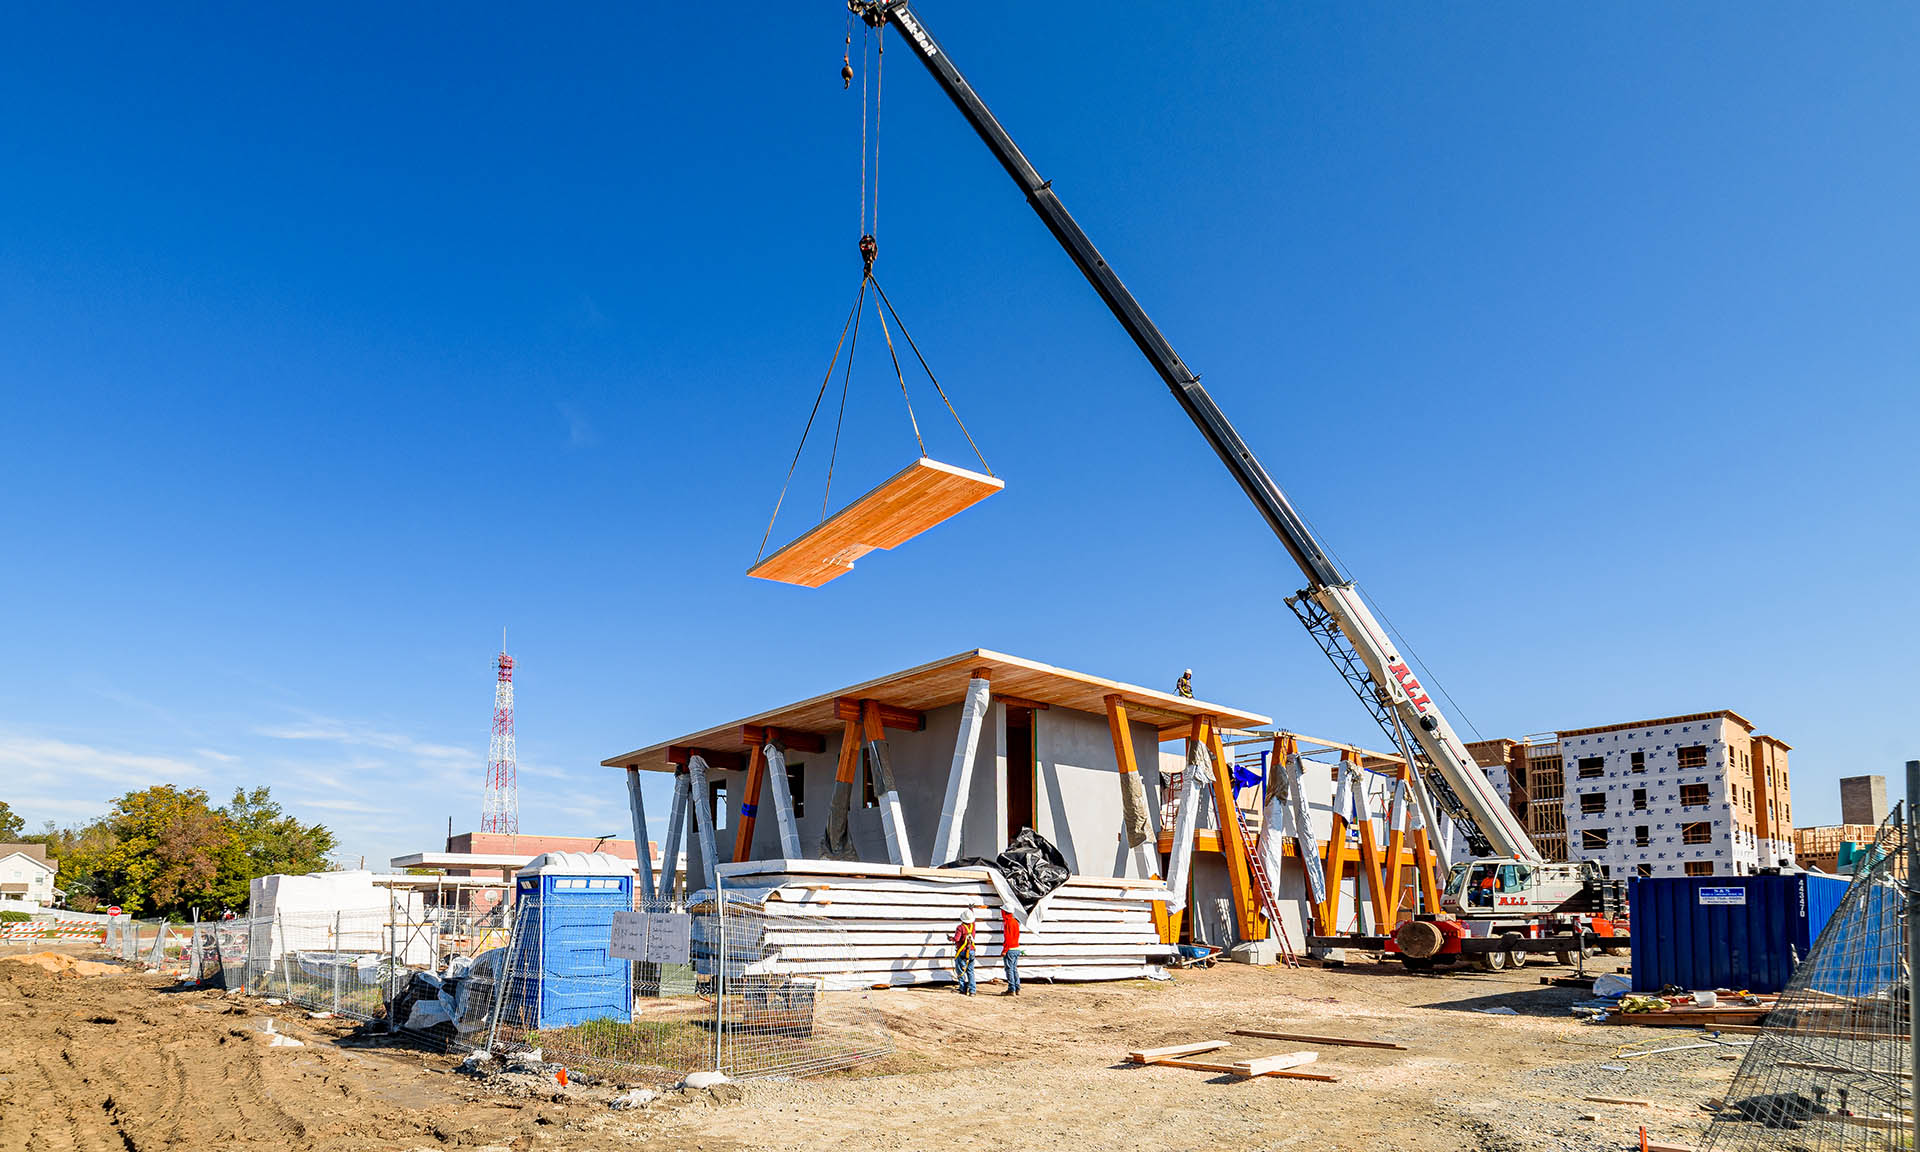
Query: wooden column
[
  {"left": 819, "top": 715, "right": 865, "bottom": 860},
  {"left": 862, "top": 699, "right": 914, "bottom": 866},
  {"left": 1350, "top": 773, "right": 1391, "bottom": 935},
  {"left": 1204, "top": 722, "right": 1263, "bottom": 943},
  {"left": 1105, "top": 694, "right": 1169, "bottom": 943},
  {"left": 1381, "top": 771, "right": 1409, "bottom": 927},
  {"left": 657, "top": 767, "right": 690, "bottom": 903},
  {"left": 732, "top": 742, "right": 767, "bottom": 864},
  {"left": 1317, "top": 758, "right": 1356, "bottom": 936},
  {"left": 932, "top": 669, "right": 993, "bottom": 866},
  {"left": 624, "top": 766, "right": 656, "bottom": 902}
]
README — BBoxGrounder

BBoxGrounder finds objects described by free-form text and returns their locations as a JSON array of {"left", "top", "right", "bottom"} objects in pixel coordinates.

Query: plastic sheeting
[
  {"left": 931, "top": 676, "right": 992, "bottom": 866},
  {"left": 1119, "top": 770, "right": 1152, "bottom": 849},
  {"left": 941, "top": 828, "right": 1071, "bottom": 910}
]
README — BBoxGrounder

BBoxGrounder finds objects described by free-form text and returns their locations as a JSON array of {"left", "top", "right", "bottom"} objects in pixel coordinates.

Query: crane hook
[
  {"left": 859, "top": 234, "right": 877, "bottom": 276},
  {"left": 842, "top": 59, "right": 854, "bottom": 89}
]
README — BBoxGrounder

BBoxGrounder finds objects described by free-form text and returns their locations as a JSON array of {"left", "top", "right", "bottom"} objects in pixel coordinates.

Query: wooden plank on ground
[
  {"left": 748, "top": 458, "right": 1003, "bottom": 587},
  {"left": 1229, "top": 1029, "right": 1407, "bottom": 1051},
  {"left": 1137, "top": 1056, "right": 1337, "bottom": 1083},
  {"left": 1584, "top": 1096, "right": 1652, "bottom": 1107},
  {"left": 1126, "top": 1040, "right": 1227, "bottom": 1062},
  {"left": 1228, "top": 1051, "right": 1317, "bottom": 1077}
]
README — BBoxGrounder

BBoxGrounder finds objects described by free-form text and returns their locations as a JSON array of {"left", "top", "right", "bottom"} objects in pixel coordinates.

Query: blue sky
[{"left": 3, "top": 3, "right": 1915, "bottom": 866}]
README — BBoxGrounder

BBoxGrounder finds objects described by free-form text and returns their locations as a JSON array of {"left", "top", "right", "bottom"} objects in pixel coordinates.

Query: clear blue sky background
[{"left": 3, "top": 3, "right": 1914, "bottom": 869}]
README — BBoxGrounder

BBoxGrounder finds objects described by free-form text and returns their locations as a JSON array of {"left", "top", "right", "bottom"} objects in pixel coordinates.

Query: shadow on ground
[{"left": 1414, "top": 985, "right": 1583, "bottom": 1018}]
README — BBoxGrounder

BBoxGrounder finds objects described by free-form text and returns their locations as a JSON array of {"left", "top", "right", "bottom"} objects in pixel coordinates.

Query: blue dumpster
[
  {"left": 1629, "top": 872, "right": 1850, "bottom": 994},
  {"left": 504, "top": 852, "right": 633, "bottom": 1030}
]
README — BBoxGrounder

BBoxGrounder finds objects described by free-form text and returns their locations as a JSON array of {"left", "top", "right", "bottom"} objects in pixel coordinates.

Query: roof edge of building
[{"left": 1555, "top": 709, "right": 1756, "bottom": 741}]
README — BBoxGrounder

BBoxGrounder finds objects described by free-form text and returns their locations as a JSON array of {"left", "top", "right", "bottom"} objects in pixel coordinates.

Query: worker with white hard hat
[{"left": 949, "top": 906, "right": 979, "bottom": 995}]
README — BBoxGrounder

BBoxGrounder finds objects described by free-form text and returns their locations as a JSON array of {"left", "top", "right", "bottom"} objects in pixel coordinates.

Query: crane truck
[{"left": 850, "top": 0, "right": 1627, "bottom": 972}]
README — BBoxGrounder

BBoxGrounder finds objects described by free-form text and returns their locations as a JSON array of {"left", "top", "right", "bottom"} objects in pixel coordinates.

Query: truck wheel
[
  {"left": 1506, "top": 948, "right": 1527, "bottom": 968},
  {"left": 1475, "top": 950, "right": 1507, "bottom": 973},
  {"left": 1555, "top": 951, "right": 1576, "bottom": 967}
]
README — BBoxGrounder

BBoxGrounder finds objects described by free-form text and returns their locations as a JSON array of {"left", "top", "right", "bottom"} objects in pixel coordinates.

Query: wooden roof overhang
[{"left": 603, "top": 648, "right": 1271, "bottom": 774}]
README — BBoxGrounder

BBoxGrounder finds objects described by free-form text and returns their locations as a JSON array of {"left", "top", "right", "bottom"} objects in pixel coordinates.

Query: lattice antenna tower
[{"left": 481, "top": 635, "right": 518, "bottom": 835}]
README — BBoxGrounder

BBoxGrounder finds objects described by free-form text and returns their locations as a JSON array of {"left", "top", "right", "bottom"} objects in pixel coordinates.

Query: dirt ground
[{"left": 0, "top": 940, "right": 1738, "bottom": 1152}]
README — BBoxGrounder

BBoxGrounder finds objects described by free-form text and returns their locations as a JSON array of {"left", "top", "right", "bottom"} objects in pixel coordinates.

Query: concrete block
[{"left": 1228, "top": 939, "right": 1280, "bottom": 966}]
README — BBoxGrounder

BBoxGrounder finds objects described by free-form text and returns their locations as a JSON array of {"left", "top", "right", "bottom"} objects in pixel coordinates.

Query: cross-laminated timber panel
[{"left": 748, "top": 457, "right": 1003, "bottom": 587}]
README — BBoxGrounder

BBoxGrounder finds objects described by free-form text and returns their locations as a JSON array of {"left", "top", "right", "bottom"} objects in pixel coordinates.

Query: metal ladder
[{"left": 1245, "top": 837, "right": 1300, "bottom": 968}]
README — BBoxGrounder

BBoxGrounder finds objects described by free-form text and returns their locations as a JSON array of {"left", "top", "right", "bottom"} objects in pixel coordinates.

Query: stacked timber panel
[{"left": 716, "top": 862, "right": 1171, "bottom": 990}]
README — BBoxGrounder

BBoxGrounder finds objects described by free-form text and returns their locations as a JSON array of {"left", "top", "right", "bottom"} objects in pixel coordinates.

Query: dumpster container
[{"left": 1629, "top": 872, "right": 1849, "bottom": 994}]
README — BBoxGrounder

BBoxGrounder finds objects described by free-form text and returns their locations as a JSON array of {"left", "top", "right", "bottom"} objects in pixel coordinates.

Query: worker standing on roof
[
  {"left": 1175, "top": 669, "right": 1194, "bottom": 698},
  {"left": 999, "top": 907, "right": 1022, "bottom": 996},
  {"left": 949, "top": 907, "right": 978, "bottom": 995}
]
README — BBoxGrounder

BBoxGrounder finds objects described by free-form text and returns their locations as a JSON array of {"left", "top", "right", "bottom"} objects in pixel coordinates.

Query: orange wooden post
[
  {"left": 1352, "top": 779, "right": 1392, "bottom": 935},
  {"left": 732, "top": 739, "right": 768, "bottom": 864},
  {"left": 1205, "top": 723, "right": 1263, "bottom": 942},
  {"left": 1381, "top": 767, "right": 1409, "bottom": 927},
  {"left": 1317, "top": 758, "right": 1355, "bottom": 936},
  {"left": 1410, "top": 821, "right": 1445, "bottom": 914},
  {"left": 1105, "top": 694, "right": 1171, "bottom": 944}
]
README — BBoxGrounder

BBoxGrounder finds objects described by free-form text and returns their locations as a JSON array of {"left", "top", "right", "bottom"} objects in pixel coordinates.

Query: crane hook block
[
  {"left": 842, "top": 61, "right": 853, "bottom": 89},
  {"left": 859, "top": 234, "right": 877, "bottom": 275}
]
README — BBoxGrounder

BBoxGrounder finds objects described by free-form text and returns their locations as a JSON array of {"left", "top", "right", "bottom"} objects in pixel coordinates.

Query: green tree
[
  {"left": 89, "top": 786, "right": 239, "bottom": 918},
  {"left": 216, "top": 787, "right": 336, "bottom": 908},
  {"left": 0, "top": 800, "right": 23, "bottom": 841}
]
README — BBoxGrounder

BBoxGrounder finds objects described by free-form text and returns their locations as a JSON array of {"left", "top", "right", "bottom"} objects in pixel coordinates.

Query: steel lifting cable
[
  {"left": 870, "top": 276, "right": 994, "bottom": 476},
  {"left": 820, "top": 278, "right": 868, "bottom": 519},
  {"left": 755, "top": 286, "right": 865, "bottom": 565},
  {"left": 870, "top": 288, "right": 926, "bottom": 457}
]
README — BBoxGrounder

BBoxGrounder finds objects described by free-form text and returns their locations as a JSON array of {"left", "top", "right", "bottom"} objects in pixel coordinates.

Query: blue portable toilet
[
  {"left": 504, "top": 852, "right": 633, "bottom": 1030},
  {"left": 1629, "top": 872, "right": 1850, "bottom": 994}
]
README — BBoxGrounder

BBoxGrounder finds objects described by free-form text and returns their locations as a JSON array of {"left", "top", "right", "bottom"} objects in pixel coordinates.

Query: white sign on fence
[
  {"left": 1698, "top": 886, "right": 1748, "bottom": 906},
  {"left": 644, "top": 913, "right": 692, "bottom": 965},
  {"left": 608, "top": 910, "right": 694, "bottom": 964},
  {"left": 609, "top": 910, "right": 650, "bottom": 961}
]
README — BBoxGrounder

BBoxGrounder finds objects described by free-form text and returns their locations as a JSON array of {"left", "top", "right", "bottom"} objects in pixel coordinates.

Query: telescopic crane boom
[{"left": 857, "top": 0, "right": 1539, "bottom": 863}]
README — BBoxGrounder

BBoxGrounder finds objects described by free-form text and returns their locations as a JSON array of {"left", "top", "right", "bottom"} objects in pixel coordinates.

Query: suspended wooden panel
[{"left": 749, "top": 457, "right": 1003, "bottom": 588}]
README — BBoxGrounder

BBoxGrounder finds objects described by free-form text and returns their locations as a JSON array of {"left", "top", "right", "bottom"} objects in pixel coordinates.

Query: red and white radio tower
[{"left": 481, "top": 642, "right": 518, "bottom": 835}]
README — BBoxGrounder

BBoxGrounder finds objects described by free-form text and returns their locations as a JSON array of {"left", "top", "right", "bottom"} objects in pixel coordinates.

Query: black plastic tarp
[{"left": 941, "top": 828, "right": 1070, "bottom": 908}]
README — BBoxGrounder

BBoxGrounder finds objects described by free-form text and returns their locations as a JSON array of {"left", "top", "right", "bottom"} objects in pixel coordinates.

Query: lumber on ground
[
  {"left": 1229, "top": 1029, "right": 1407, "bottom": 1051},
  {"left": 1134, "top": 1056, "right": 1337, "bottom": 1083},
  {"left": 1228, "top": 1051, "right": 1317, "bottom": 1076},
  {"left": 1126, "top": 1040, "right": 1227, "bottom": 1062}
]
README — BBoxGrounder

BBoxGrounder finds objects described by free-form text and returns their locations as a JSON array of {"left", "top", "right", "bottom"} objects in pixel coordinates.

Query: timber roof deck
[{"left": 603, "top": 648, "right": 1271, "bottom": 774}]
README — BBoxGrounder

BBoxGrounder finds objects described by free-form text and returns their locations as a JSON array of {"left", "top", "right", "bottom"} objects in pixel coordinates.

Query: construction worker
[
  {"left": 999, "top": 907, "right": 1022, "bottom": 996},
  {"left": 1175, "top": 668, "right": 1194, "bottom": 699},
  {"left": 949, "top": 907, "right": 978, "bottom": 995}
]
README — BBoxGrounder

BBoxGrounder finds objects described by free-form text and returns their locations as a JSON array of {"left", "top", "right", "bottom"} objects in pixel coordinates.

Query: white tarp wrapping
[
  {"left": 930, "top": 676, "right": 991, "bottom": 866},
  {"left": 658, "top": 770, "right": 690, "bottom": 901},
  {"left": 760, "top": 742, "right": 805, "bottom": 860},
  {"left": 1283, "top": 754, "right": 1327, "bottom": 904},
  {"left": 687, "top": 755, "right": 721, "bottom": 891},
  {"left": 1164, "top": 744, "right": 1210, "bottom": 914}
]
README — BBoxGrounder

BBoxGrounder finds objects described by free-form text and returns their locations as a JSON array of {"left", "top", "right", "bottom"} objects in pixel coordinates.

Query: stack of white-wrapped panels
[{"left": 714, "top": 860, "right": 1173, "bottom": 991}]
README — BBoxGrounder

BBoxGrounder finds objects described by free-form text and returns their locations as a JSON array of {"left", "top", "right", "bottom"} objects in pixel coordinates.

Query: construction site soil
[{"left": 0, "top": 941, "right": 1734, "bottom": 1152}]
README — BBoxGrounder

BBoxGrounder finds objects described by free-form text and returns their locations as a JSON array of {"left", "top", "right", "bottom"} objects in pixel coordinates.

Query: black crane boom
[{"left": 860, "top": 1, "right": 1342, "bottom": 591}]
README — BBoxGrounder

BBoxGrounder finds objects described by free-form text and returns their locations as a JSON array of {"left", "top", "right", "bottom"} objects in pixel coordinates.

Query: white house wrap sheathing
[{"left": 714, "top": 861, "right": 1172, "bottom": 990}]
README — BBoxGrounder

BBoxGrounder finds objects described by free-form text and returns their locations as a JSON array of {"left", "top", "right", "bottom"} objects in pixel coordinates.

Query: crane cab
[{"left": 1441, "top": 857, "right": 1598, "bottom": 919}]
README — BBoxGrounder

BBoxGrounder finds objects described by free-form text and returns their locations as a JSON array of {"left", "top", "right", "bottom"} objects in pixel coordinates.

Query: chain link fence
[
  {"left": 1702, "top": 807, "right": 1913, "bottom": 1149},
  {"left": 174, "top": 883, "right": 890, "bottom": 1086}
]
